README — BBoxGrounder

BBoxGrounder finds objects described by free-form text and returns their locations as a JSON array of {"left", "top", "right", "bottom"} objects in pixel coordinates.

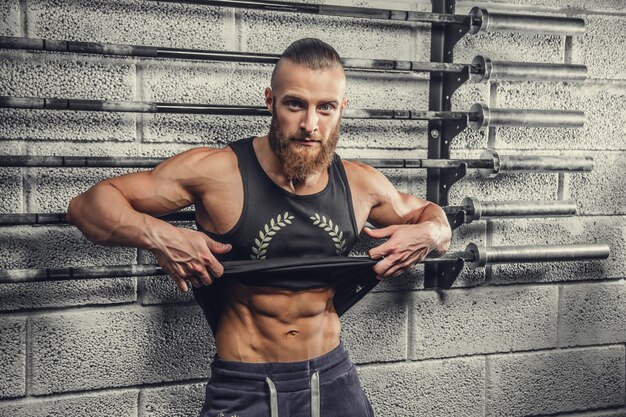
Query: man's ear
[
  {"left": 341, "top": 96, "right": 348, "bottom": 112},
  {"left": 264, "top": 87, "right": 273, "bottom": 113}
]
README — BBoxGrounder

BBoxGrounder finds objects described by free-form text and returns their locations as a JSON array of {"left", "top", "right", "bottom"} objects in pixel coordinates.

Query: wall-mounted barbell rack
[
  {"left": 0, "top": 198, "right": 580, "bottom": 227},
  {"left": 0, "top": 243, "right": 610, "bottom": 284},
  {"left": 0, "top": 0, "right": 608, "bottom": 289}
]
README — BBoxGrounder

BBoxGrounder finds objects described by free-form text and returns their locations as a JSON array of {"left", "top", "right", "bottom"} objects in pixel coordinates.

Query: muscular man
[{"left": 67, "top": 38, "right": 451, "bottom": 417}]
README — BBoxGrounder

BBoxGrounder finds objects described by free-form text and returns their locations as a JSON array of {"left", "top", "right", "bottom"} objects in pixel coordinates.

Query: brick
[
  {"left": 0, "top": 279, "right": 136, "bottom": 311},
  {"left": 0, "top": 391, "right": 137, "bottom": 417},
  {"left": 0, "top": 108, "right": 136, "bottom": 142},
  {"left": 142, "top": 61, "right": 271, "bottom": 106},
  {"left": 490, "top": 216, "right": 624, "bottom": 283},
  {"left": 496, "top": 80, "right": 626, "bottom": 151},
  {"left": 141, "top": 383, "right": 206, "bottom": 417},
  {"left": 28, "top": 167, "right": 136, "bottom": 212},
  {"left": 31, "top": 305, "right": 214, "bottom": 394},
  {"left": 0, "top": 51, "right": 135, "bottom": 99},
  {"left": 358, "top": 357, "right": 484, "bottom": 416},
  {"left": 28, "top": 0, "right": 232, "bottom": 50},
  {"left": 0, "top": 50, "right": 136, "bottom": 142},
  {"left": 341, "top": 292, "right": 408, "bottom": 363},
  {"left": 140, "top": 275, "right": 193, "bottom": 305},
  {"left": 240, "top": 10, "right": 429, "bottom": 62},
  {"left": 0, "top": 168, "right": 23, "bottom": 213},
  {"left": 0, "top": 0, "right": 20, "bottom": 37},
  {"left": 566, "top": 151, "right": 626, "bottom": 215},
  {"left": 487, "top": 346, "right": 625, "bottom": 416},
  {"left": 143, "top": 113, "right": 269, "bottom": 145},
  {"left": 0, "top": 225, "right": 136, "bottom": 269},
  {"left": 559, "top": 281, "right": 626, "bottom": 347},
  {"left": 409, "top": 285, "right": 557, "bottom": 360},
  {"left": 0, "top": 318, "right": 26, "bottom": 398},
  {"left": 572, "top": 14, "right": 626, "bottom": 80}
]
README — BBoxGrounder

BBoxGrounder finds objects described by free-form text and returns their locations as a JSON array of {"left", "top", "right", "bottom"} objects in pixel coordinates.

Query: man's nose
[{"left": 300, "top": 108, "right": 319, "bottom": 133}]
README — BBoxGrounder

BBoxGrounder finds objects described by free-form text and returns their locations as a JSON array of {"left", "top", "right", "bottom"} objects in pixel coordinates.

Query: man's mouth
[{"left": 292, "top": 138, "right": 321, "bottom": 146}]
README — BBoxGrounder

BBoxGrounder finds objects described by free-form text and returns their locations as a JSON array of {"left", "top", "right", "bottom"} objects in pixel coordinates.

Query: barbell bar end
[
  {"left": 479, "top": 149, "right": 500, "bottom": 178},
  {"left": 468, "top": 102, "right": 489, "bottom": 131}
]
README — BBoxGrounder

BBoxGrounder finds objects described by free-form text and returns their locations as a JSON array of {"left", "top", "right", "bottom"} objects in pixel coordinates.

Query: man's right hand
[{"left": 148, "top": 227, "right": 232, "bottom": 292}]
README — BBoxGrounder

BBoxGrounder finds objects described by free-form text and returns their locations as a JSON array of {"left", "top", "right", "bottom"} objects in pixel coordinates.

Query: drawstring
[
  {"left": 265, "top": 377, "right": 279, "bottom": 417},
  {"left": 265, "top": 371, "right": 321, "bottom": 417},
  {"left": 310, "top": 371, "right": 320, "bottom": 417}
]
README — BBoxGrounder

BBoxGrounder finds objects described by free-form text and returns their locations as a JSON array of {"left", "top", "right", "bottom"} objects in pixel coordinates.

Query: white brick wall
[{"left": 0, "top": 0, "right": 624, "bottom": 416}]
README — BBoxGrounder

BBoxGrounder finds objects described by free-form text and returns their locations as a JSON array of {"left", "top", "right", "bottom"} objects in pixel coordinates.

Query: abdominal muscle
[{"left": 214, "top": 280, "right": 342, "bottom": 363}]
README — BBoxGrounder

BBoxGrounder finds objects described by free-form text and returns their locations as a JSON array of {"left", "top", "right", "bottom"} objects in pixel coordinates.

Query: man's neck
[{"left": 252, "top": 136, "right": 329, "bottom": 195}]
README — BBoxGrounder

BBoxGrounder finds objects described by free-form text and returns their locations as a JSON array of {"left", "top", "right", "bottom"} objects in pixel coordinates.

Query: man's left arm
[{"left": 355, "top": 163, "right": 452, "bottom": 280}]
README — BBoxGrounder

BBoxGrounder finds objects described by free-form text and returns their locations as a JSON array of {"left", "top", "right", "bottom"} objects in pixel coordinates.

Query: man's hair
[{"left": 271, "top": 38, "right": 343, "bottom": 88}]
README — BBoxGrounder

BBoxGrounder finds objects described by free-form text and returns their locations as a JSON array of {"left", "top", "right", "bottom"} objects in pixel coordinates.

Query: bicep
[
  {"left": 104, "top": 149, "right": 210, "bottom": 216},
  {"left": 364, "top": 170, "right": 431, "bottom": 227}
]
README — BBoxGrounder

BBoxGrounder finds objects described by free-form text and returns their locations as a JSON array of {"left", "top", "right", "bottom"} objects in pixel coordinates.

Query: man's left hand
[{"left": 364, "top": 222, "right": 450, "bottom": 280}]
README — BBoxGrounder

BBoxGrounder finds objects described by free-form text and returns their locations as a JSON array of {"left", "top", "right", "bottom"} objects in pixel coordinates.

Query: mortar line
[
  {"left": 234, "top": 8, "right": 244, "bottom": 52},
  {"left": 25, "top": 316, "right": 33, "bottom": 396},
  {"left": 19, "top": 0, "right": 27, "bottom": 38},
  {"left": 406, "top": 291, "right": 413, "bottom": 361},
  {"left": 227, "top": 7, "right": 238, "bottom": 52},
  {"left": 487, "top": 82, "right": 497, "bottom": 149},
  {"left": 137, "top": 387, "right": 145, "bottom": 417},
  {"left": 135, "top": 64, "right": 144, "bottom": 144},
  {"left": 556, "top": 284, "right": 564, "bottom": 350},
  {"left": 557, "top": 172, "right": 565, "bottom": 200},
  {"left": 484, "top": 354, "right": 490, "bottom": 417},
  {"left": 563, "top": 36, "right": 574, "bottom": 65}
]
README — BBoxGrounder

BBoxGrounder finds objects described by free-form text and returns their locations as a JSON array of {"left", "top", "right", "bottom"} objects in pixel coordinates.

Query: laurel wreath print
[
  {"left": 310, "top": 213, "right": 346, "bottom": 255},
  {"left": 250, "top": 212, "right": 294, "bottom": 259}
]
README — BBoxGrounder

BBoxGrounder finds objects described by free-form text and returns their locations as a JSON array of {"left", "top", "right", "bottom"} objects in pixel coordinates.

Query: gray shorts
[{"left": 199, "top": 342, "right": 375, "bottom": 417}]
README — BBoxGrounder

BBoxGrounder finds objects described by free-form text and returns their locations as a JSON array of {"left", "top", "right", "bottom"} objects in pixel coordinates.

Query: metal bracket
[
  {"left": 447, "top": 209, "right": 467, "bottom": 230},
  {"left": 425, "top": 0, "right": 470, "bottom": 288},
  {"left": 435, "top": 258, "right": 465, "bottom": 289}
]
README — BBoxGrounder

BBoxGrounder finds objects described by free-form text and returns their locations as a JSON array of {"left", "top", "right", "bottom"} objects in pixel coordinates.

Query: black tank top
[{"left": 192, "top": 137, "right": 379, "bottom": 333}]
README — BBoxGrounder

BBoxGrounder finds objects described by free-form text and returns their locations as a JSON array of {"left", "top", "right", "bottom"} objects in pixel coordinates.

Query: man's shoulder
[
  {"left": 154, "top": 145, "right": 238, "bottom": 180},
  {"left": 341, "top": 158, "right": 381, "bottom": 181}
]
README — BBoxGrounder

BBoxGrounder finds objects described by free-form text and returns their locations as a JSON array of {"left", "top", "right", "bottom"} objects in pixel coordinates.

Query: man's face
[{"left": 265, "top": 59, "right": 347, "bottom": 182}]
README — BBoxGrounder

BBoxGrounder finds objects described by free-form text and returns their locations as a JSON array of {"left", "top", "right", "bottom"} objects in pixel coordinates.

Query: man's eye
[
  {"left": 288, "top": 100, "right": 303, "bottom": 108},
  {"left": 319, "top": 103, "right": 334, "bottom": 112}
]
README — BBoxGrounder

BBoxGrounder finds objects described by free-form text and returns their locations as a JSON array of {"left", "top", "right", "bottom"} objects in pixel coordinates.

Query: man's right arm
[{"left": 66, "top": 147, "right": 232, "bottom": 291}]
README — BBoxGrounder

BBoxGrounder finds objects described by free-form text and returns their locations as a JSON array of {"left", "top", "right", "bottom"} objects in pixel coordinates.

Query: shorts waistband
[{"left": 210, "top": 341, "right": 351, "bottom": 392}]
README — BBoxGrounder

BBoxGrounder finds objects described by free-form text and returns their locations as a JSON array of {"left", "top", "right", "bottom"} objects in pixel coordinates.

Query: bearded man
[{"left": 67, "top": 38, "right": 451, "bottom": 417}]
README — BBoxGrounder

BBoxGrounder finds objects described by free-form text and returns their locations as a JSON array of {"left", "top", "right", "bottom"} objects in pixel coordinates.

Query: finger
[
  {"left": 201, "top": 235, "right": 232, "bottom": 254},
  {"left": 188, "top": 276, "right": 203, "bottom": 288},
  {"left": 190, "top": 263, "right": 213, "bottom": 286},
  {"left": 372, "top": 254, "right": 399, "bottom": 279},
  {"left": 363, "top": 225, "right": 399, "bottom": 239},
  {"left": 201, "top": 252, "right": 225, "bottom": 278},
  {"left": 368, "top": 240, "right": 395, "bottom": 261},
  {"left": 384, "top": 250, "right": 426, "bottom": 278},
  {"left": 169, "top": 272, "right": 189, "bottom": 292}
]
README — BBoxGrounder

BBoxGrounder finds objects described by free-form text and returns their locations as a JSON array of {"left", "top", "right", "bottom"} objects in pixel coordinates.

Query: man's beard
[{"left": 268, "top": 114, "right": 341, "bottom": 183}]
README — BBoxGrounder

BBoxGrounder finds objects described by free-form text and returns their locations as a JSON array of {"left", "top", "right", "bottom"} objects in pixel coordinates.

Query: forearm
[
  {"left": 407, "top": 202, "right": 452, "bottom": 253},
  {"left": 67, "top": 182, "right": 177, "bottom": 249}
]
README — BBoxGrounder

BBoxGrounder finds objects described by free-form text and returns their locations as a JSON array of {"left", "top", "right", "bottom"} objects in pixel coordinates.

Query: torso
[{"left": 192, "top": 137, "right": 375, "bottom": 362}]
